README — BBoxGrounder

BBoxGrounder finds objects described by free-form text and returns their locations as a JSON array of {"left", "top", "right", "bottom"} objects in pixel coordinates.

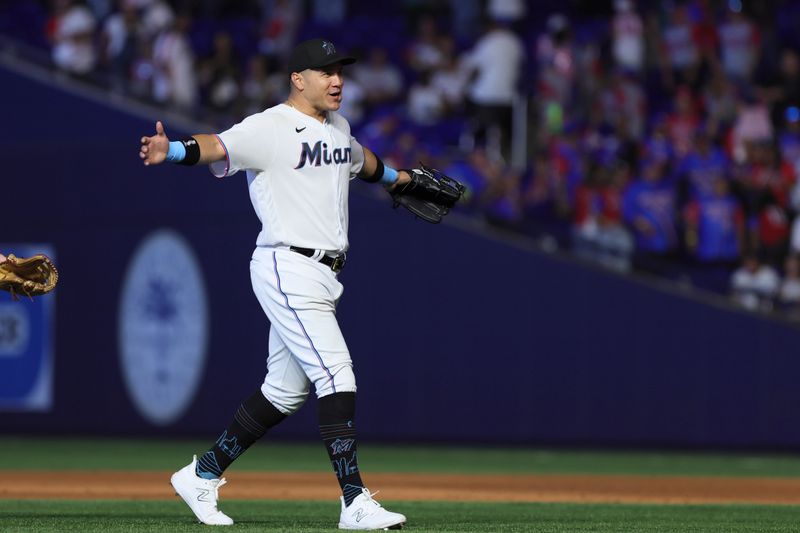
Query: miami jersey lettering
[
  {"left": 295, "top": 141, "right": 353, "bottom": 169},
  {"left": 210, "top": 104, "right": 365, "bottom": 252}
]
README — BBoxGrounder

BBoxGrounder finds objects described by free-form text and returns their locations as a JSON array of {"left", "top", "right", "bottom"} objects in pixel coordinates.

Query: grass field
[
  {"left": 4, "top": 437, "right": 800, "bottom": 476},
  {"left": 3, "top": 437, "right": 800, "bottom": 532},
  {"left": 3, "top": 500, "right": 800, "bottom": 532}
]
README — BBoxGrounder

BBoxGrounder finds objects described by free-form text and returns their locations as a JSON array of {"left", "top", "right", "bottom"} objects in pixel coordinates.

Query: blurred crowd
[{"left": 5, "top": 0, "right": 800, "bottom": 319}]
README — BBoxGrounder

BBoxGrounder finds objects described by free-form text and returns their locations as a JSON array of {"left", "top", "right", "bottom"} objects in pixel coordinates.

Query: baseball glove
[
  {"left": 0, "top": 254, "right": 59, "bottom": 300},
  {"left": 390, "top": 163, "right": 465, "bottom": 224}
]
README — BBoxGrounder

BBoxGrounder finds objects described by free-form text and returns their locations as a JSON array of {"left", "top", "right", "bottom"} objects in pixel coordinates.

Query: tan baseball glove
[{"left": 0, "top": 254, "right": 59, "bottom": 300}]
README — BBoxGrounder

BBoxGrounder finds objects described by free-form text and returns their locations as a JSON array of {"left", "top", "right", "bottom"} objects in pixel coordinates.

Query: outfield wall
[{"left": 2, "top": 63, "right": 800, "bottom": 448}]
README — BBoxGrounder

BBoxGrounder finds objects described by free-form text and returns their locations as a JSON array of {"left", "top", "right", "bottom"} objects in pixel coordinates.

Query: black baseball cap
[{"left": 287, "top": 38, "right": 356, "bottom": 74}]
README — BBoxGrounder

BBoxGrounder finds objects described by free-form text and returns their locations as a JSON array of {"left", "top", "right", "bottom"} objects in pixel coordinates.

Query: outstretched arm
[
  {"left": 360, "top": 147, "right": 411, "bottom": 188},
  {"left": 139, "top": 121, "right": 226, "bottom": 166}
]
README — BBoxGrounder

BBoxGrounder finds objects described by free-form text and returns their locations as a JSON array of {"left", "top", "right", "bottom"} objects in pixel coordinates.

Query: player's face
[{"left": 304, "top": 64, "right": 345, "bottom": 112}]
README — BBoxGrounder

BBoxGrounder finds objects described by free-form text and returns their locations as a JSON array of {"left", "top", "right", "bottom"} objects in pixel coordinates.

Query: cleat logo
[
  {"left": 354, "top": 509, "right": 366, "bottom": 522},
  {"left": 196, "top": 489, "right": 211, "bottom": 502}
]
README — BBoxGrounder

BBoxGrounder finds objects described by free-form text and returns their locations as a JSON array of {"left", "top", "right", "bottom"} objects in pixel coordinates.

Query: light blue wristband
[
  {"left": 381, "top": 166, "right": 399, "bottom": 185},
  {"left": 166, "top": 141, "right": 186, "bottom": 162}
]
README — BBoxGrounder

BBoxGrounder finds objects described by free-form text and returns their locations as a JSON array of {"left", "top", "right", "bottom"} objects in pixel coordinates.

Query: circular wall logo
[{"left": 118, "top": 230, "right": 209, "bottom": 426}]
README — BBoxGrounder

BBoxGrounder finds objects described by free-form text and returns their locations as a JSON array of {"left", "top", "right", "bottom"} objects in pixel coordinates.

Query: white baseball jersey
[
  {"left": 208, "top": 103, "right": 364, "bottom": 411},
  {"left": 209, "top": 103, "right": 366, "bottom": 253}
]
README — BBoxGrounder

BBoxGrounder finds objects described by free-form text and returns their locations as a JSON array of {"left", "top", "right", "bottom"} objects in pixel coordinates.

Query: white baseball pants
[{"left": 250, "top": 246, "right": 356, "bottom": 414}]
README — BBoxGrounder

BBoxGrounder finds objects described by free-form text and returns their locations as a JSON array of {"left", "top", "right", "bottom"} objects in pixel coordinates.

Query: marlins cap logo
[{"left": 322, "top": 40, "right": 336, "bottom": 55}]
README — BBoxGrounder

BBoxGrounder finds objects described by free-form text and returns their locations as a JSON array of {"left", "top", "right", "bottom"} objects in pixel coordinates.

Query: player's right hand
[{"left": 139, "top": 120, "right": 170, "bottom": 166}]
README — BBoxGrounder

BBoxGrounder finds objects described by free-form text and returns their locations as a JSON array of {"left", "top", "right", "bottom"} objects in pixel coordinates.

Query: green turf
[
  {"left": 4, "top": 438, "right": 800, "bottom": 532},
  {"left": 2, "top": 500, "right": 800, "bottom": 533},
  {"left": 2, "top": 437, "right": 800, "bottom": 477}
]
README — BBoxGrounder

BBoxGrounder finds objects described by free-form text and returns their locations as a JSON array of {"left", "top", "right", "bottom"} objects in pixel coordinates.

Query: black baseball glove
[{"left": 389, "top": 163, "right": 466, "bottom": 224}]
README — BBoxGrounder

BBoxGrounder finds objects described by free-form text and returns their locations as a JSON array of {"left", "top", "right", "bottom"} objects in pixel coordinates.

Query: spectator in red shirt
[
  {"left": 572, "top": 162, "right": 633, "bottom": 272},
  {"left": 733, "top": 141, "right": 795, "bottom": 264},
  {"left": 692, "top": 0, "right": 720, "bottom": 72},
  {"left": 666, "top": 86, "right": 701, "bottom": 161},
  {"left": 750, "top": 141, "right": 796, "bottom": 207}
]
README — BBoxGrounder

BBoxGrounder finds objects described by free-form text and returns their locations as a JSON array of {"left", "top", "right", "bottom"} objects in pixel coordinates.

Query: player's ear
[{"left": 290, "top": 71, "right": 304, "bottom": 91}]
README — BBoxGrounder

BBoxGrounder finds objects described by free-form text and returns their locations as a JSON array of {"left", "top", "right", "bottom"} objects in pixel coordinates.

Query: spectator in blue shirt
[
  {"left": 684, "top": 177, "right": 744, "bottom": 263},
  {"left": 779, "top": 106, "right": 800, "bottom": 175},
  {"left": 623, "top": 158, "right": 678, "bottom": 255},
  {"left": 677, "top": 129, "right": 731, "bottom": 201}
]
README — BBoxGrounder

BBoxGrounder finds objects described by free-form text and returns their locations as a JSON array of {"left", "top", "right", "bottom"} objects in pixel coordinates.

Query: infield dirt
[{"left": 3, "top": 471, "right": 800, "bottom": 504}]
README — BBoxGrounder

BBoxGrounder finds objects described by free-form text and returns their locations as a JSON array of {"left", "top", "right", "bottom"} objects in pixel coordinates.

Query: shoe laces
[
  {"left": 361, "top": 488, "right": 383, "bottom": 510},
  {"left": 209, "top": 477, "right": 227, "bottom": 502}
]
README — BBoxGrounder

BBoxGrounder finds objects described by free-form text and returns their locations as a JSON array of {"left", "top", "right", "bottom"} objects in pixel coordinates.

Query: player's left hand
[
  {"left": 387, "top": 170, "right": 412, "bottom": 191},
  {"left": 139, "top": 120, "right": 170, "bottom": 166}
]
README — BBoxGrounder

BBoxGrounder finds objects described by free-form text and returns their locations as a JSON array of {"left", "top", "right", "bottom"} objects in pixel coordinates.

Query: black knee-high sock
[
  {"left": 318, "top": 392, "right": 364, "bottom": 506},
  {"left": 196, "top": 389, "right": 287, "bottom": 479}
]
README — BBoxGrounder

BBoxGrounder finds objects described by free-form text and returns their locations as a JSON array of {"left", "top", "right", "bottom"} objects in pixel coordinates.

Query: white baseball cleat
[
  {"left": 338, "top": 488, "right": 406, "bottom": 530},
  {"left": 170, "top": 455, "right": 234, "bottom": 526}
]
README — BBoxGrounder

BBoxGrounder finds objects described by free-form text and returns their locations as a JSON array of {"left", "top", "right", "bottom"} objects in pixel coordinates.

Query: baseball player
[{"left": 139, "top": 38, "right": 409, "bottom": 530}]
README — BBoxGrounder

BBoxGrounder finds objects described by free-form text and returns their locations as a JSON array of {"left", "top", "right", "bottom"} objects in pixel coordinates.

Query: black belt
[{"left": 290, "top": 247, "right": 347, "bottom": 273}]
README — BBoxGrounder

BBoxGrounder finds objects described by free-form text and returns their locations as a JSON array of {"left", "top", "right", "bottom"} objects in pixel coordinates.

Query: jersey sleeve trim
[{"left": 209, "top": 134, "right": 231, "bottom": 178}]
